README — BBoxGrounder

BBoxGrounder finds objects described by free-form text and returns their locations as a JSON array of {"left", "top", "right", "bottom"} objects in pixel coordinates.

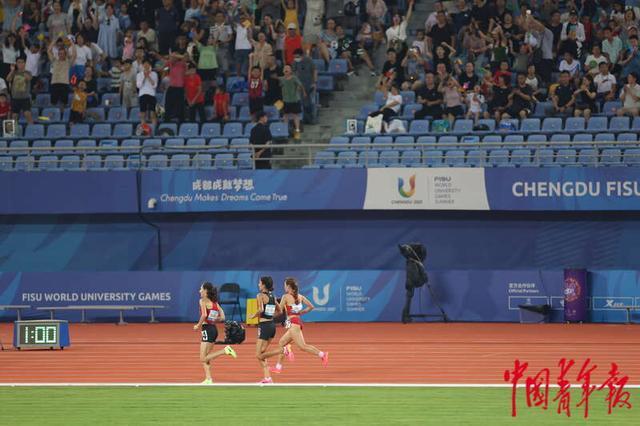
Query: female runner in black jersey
[
  {"left": 193, "top": 282, "right": 237, "bottom": 384},
  {"left": 252, "top": 276, "right": 284, "bottom": 383}
]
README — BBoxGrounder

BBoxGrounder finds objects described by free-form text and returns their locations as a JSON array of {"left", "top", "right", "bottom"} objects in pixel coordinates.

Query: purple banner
[{"left": 564, "top": 269, "right": 588, "bottom": 322}]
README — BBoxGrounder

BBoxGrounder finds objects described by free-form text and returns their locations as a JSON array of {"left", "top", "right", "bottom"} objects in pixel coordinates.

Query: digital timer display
[{"left": 13, "top": 320, "right": 70, "bottom": 350}]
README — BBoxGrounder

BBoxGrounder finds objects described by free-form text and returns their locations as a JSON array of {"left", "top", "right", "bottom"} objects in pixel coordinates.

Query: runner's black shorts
[
  {"left": 201, "top": 324, "right": 218, "bottom": 343},
  {"left": 257, "top": 321, "right": 276, "bottom": 340}
]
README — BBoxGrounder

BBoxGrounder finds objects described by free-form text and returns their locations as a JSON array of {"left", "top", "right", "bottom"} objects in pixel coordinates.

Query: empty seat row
[
  {"left": 311, "top": 148, "right": 640, "bottom": 168},
  {"left": 0, "top": 152, "right": 254, "bottom": 171}
]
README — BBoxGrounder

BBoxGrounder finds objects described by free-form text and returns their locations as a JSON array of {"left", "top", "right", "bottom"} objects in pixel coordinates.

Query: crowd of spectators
[{"left": 369, "top": 0, "right": 640, "bottom": 131}]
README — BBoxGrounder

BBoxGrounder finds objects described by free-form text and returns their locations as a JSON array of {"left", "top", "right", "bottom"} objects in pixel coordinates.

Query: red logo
[{"left": 564, "top": 277, "right": 582, "bottom": 303}]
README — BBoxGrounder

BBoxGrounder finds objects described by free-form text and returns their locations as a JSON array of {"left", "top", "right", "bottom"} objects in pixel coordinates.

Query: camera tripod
[{"left": 402, "top": 283, "right": 449, "bottom": 323}]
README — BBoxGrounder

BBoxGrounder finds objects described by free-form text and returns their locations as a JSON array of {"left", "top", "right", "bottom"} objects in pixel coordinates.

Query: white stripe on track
[{"left": 1, "top": 383, "right": 639, "bottom": 388}]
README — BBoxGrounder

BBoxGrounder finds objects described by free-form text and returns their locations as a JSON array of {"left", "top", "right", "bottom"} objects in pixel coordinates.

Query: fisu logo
[
  {"left": 397, "top": 175, "right": 416, "bottom": 198},
  {"left": 312, "top": 283, "right": 330, "bottom": 306}
]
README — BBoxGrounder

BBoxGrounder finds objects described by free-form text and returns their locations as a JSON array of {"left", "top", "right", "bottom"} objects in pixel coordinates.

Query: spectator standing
[
  {"left": 71, "top": 34, "right": 93, "bottom": 82},
  {"left": 98, "top": 4, "right": 121, "bottom": 61},
  {"left": 234, "top": 11, "right": 254, "bottom": 76},
  {"left": 292, "top": 48, "right": 317, "bottom": 124},
  {"left": 156, "top": 0, "right": 180, "bottom": 55},
  {"left": 185, "top": 62, "right": 205, "bottom": 122},
  {"left": 210, "top": 11, "right": 233, "bottom": 79},
  {"left": 194, "top": 35, "right": 218, "bottom": 95},
  {"left": 284, "top": 23, "right": 303, "bottom": 65},
  {"left": 213, "top": 85, "right": 230, "bottom": 121},
  {"left": 264, "top": 54, "right": 283, "bottom": 105},
  {"left": 70, "top": 80, "right": 88, "bottom": 124},
  {"left": 47, "top": 2, "right": 69, "bottom": 39},
  {"left": 136, "top": 59, "right": 159, "bottom": 127},
  {"left": 366, "top": 0, "right": 388, "bottom": 26},
  {"left": 386, "top": 0, "right": 414, "bottom": 53},
  {"left": 138, "top": 20, "right": 159, "bottom": 53},
  {"left": 279, "top": 64, "right": 305, "bottom": 139},
  {"left": 249, "top": 111, "right": 273, "bottom": 169},
  {"left": 251, "top": 32, "right": 273, "bottom": 70},
  {"left": 165, "top": 52, "right": 187, "bottom": 122},
  {"left": 248, "top": 64, "right": 266, "bottom": 121},
  {"left": 6, "top": 58, "right": 33, "bottom": 125},
  {"left": 120, "top": 59, "right": 138, "bottom": 108},
  {"left": 48, "top": 38, "right": 76, "bottom": 111}
]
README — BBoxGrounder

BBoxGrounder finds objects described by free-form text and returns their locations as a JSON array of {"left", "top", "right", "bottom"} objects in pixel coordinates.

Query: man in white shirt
[
  {"left": 584, "top": 45, "right": 608, "bottom": 76},
  {"left": 594, "top": 62, "right": 617, "bottom": 107},
  {"left": 559, "top": 52, "right": 581, "bottom": 79},
  {"left": 617, "top": 72, "right": 640, "bottom": 117},
  {"left": 136, "top": 59, "right": 158, "bottom": 127}
]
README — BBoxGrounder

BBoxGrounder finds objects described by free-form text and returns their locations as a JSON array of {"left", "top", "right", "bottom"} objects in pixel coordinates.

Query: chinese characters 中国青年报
[{"left": 504, "top": 358, "right": 632, "bottom": 418}]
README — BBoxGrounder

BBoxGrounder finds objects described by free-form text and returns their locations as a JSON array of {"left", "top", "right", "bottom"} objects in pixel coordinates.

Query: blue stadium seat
[
  {"left": 41, "top": 107, "right": 61, "bottom": 122},
  {"left": 60, "top": 155, "right": 81, "bottom": 170},
  {"left": 550, "top": 134, "right": 571, "bottom": 146},
  {"left": 83, "top": 154, "right": 103, "bottom": 170},
  {"left": 147, "top": 154, "right": 169, "bottom": 169},
  {"left": 120, "top": 139, "right": 140, "bottom": 153},
  {"left": 77, "top": 139, "right": 97, "bottom": 150},
  {"left": 373, "top": 136, "right": 393, "bottom": 148},
  {"left": 170, "top": 154, "right": 191, "bottom": 169},
  {"left": 482, "top": 135, "right": 502, "bottom": 144},
  {"left": 91, "top": 123, "right": 112, "bottom": 138},
  {"left": 601, "top": 148, "right": 622, "bottom": 166},
  {"left": 542, "top": 117, "right": 562, "bottom": 133},
  {"left": 416, "top": 135, "right": 436, "bottom": 145},
  {"left": 409, "top": 120, "right": 430, "bottom": 135},
  {"left": 10, "top": 140, "right": 29, "bottom": 156},
  {"left": 46, "top": 124, "right": 66, "bottom": 139},
  {"left": 107, "top": 106, "right": 127, "bottom": 122},
  {"left": 424, "top": 150, "right": 444, "bottom": 167},
  {"left": 193, "top": 153, "right": 213, "bottom": 169},
  {"left": 113, "top": 123, "right": 133, "bottom": 138},
  {"left": 54, "top": 139, "right": 74, "bottom": 151},
  {"left": 237, "top": 152, "right": 253, "bottom": 169},
  {"left": 467, "top": 149, "right": 487, "bottom": 167},
  {"left": 358, "top": 103, "right": 379, "bottom": 120},
  {"left": 527, "top": 134, "right": 547, "bottom": 143},
  {"left": 126, "top": 154, "right": 145, "bottom": 169},
  {"left": 264, "top": 105, "right": 280, "bottom": 121},
  {"left": 316, "top": 75, "right": 334, "bottom": 92},
  {"left": 314, "top": 151, "right": 335, "bottom": 167},
  {"left": 521, "top": 118, "right": 541, "bottom": 133},
  {"left": 231, "top": 92, "right": 249, "bottom": 106},
  {"left": 70, "top": 123, "right": 90, "bottom": 138},
  {"left": 533, "top": 102, "right": 551, "bottom": 117},
  {"left": 97, "top": 77, "right": 112, "bottom": 93},
  {"left": 510, "top": 149, "right": 532, "bottom": 167},
  {"left": 632, "top": 117, "right": 640, "bottom": 130},
  {"left": 269, "top": 122, "right": 289, "bottom": 139},
  {"left": 226, "top": 76, "right": 246, "bottom": 92},
  {"left": 215, "top": 153, "right": 237, "bottom": 169},
  {"left": 623, "top": 148, "right": 640, "bottom": 166},
  {"left": 335, "top": 151, "right": 358, "bottom": 168},
  {"left": 535, "top": 148, "right": 555, "bottom": 166},
  {"left": 179, "top": 123, "right": 199, "bottom": 138},
  {"left": 573, "top": 133, "right": 593, "bottom": 143},
  {"left": 329, "top": 136, "right": 350, "bottom": 151},
  {"left": 351, "top": 136, "right": 371, "bottom": 149},
  {"left": 400, "top": 103, "right": 421, "bottom": 120},
  {"left": 230, "top": 138, "right": 250, "bottom": 152},
  {"left": 564, "top": 117, "right": 585, "bottom": 132},
  {"left": 378, "top": 150, "right": 400, "bottom": 167},
  {"left": 504, "top": 135, "right": 524, "bottom": 144},
  {"left": 617, "top": 133, "right": 637, "bottom": 143},
  {"left": 395, "top": 135, "right": 415, "bottom": 150},
  {"left": 445, "top": 149, "right": 465, "bottom": 167},
  {"left": 498, "top": 119, "right": 519, "bottom": 131},
  {"left": 165, "top": 138, "right": 185, "bottom": 149},
  {"left": 86, "top": 107, "right": 106, "bottom": 122},
  {"left": 99, "top": 139, "right": 118, "bottom": 151},
  {"left": 578, "top": 148, "right": 599, "bottom": 166},
  {"left": 35, "top": 94, "right": 51, "bottom": 108},
  {"left": 104, "top": 155, "right": 126, "bottom": 170},
  {"left": 603, "top": 101, "right": 622, "bottom": 116},
  {"left": 556, "top": 149, "right": 577, "bottom": 166},
  {"left": 142, "top": 138, "right": 162, "bottom": 149},
  {"left": 594, "top": 133, "right": 615, "bottom": 144},
  {"left": 327, "top": 59, "right": 348, "bottom": 75},
  {"left": 223, "top": 122, "right": 243, "bottom": 138},
  {"left": 587, "top": 116, "right": 608, "bottom": 132},
  {"left": 0, "top": 156, "right": 12, "bottom": 171},
  {"left": 33, "top": 140, "right": 52, "bottom": 153},
  {"left": 373, "top": 91, "right": 386, "bottom": 106},
  {"left": 15, "top": 156, "right": 35, "bottom": 171},
  {"left": 452, "top": 119, "right": 473, "bottom": 134},
  {"left": 488, "top": 149, "right": 511, "bottom": 167},
  {"left": 201, "top": 122, "right": 221, "bottom": 138},
  {"left": 244, "top": 122, "right": 256, "bottom": 136},
  {"left": 38, "top": 155, "right": 58, "bottom": 171},
  {"left": 128, "top": 107, "right": 141, "bottom": 122},
  {"left": 400, "top": 91, "right": 416, "bottom": 105},
  {"left": 209, "top": 138, "right": 229, "bottom": 150},
  {"left": 400, "top": 150, "right": 421, "bottom": 166},
  {"left": 186, "top": 138, "right": 206, "bottom": 148},
  {"left": 358, "top": 150, "right": 379, "bottom": 166},
  {"left": 101, "top": 93, "right": 121, "bottom": 107},
  {"left": 438, "top": 135, "right": 458, "bottom": 145},
  {"left": 609, "top": 116, "right": 630, "bottom": 131},
  {"left": 476, "top": 119, "right": 496, "bottom": 131},
  {"left": 24, "top": 124, "right": 45, "bottom": 139},
  {"left": 237, "top": 106, "right": 251, "bottom": 122}
]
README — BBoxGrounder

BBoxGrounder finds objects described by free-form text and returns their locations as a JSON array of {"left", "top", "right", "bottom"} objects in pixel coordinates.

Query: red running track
[{"left": 0, "top": 322, "right": 638, "bottom": 384}]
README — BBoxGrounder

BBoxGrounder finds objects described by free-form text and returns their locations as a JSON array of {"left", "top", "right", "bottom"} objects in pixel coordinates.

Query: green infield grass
[{"left": 0, "top": 386, "right": 638, "bottom": 425}]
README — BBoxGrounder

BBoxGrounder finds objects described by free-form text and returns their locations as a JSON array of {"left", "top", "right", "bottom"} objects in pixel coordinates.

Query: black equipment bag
[{"left": 223, "top": 320, "right": 246, "bottom": 344}]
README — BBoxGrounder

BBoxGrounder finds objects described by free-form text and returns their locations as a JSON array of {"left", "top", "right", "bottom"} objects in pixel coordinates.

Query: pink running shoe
[
  {"left": 284, "top": 344, "right": 295, "bottom": 362},
  {"left": 321, "top": 352, "right": 329, "bottom": 367},
  {"left": 270, "top": 364, "right": 282, "bottom": 374},
  {"left": 260, "top": 377, "right": 273, "bottom": 384}
]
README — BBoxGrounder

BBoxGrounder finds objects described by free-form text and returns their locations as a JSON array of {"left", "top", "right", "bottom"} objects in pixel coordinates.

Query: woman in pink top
[{"left": 439, "top": 76, "right": 464, "bottom": 127}]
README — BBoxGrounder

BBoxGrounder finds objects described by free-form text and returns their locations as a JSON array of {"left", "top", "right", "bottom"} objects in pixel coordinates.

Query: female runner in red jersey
[
  {"left": 261, "top": 277, "right": 329, "bottom": 374},
  {"left": 193, "top": 282, "right": 237, "bottom": 384}
]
